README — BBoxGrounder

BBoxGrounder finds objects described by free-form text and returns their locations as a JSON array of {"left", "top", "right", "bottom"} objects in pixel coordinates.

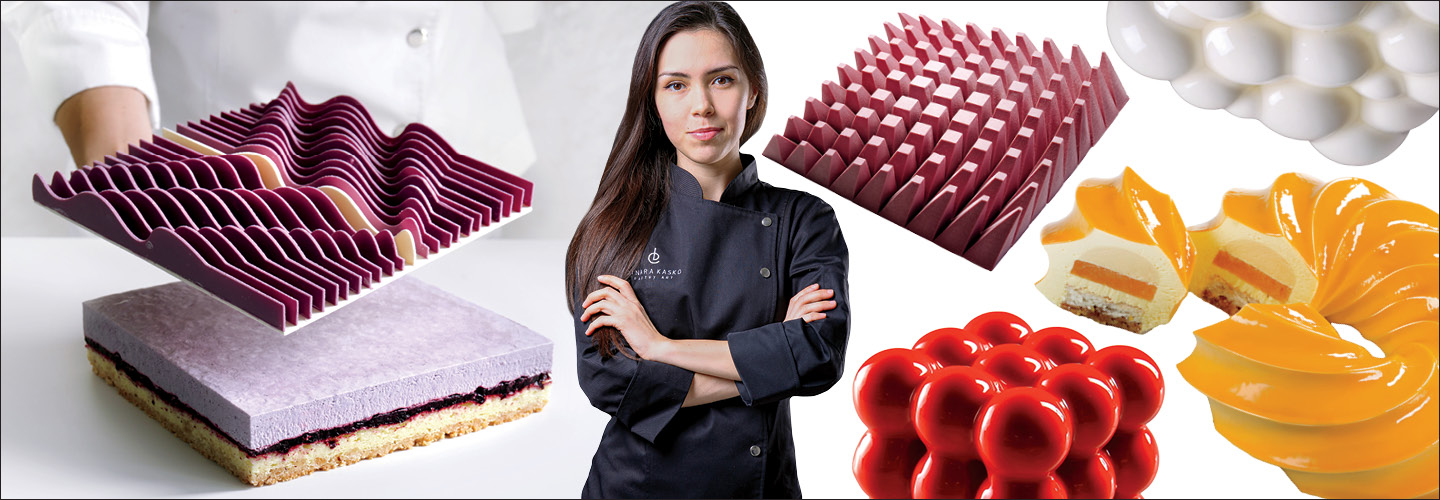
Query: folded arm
[
  {"left": 582, "top": 197, "right": 850, "bottom": 408},
  {"left": 726, "top": 197, "right": 850, "bottom": 406},
  {"left": 574, "top": 308, "right": 695, "bottom": 443}
]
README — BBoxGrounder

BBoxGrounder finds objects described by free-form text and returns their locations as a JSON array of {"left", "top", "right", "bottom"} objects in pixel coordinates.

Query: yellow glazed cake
[
  {"left": 1180, "top": 304, "right": 1437, "bottom": 499},
  {"left": 1180, "top": 175, "right": 1437, "bottom": 498},
  {"left": 1036, "top": 167, "right": 1194, "bottom": 333}
]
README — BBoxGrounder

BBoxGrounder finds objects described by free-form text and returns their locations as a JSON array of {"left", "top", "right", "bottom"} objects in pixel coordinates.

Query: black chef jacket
[{"left": 574, "top": 154, "right": 850, "bottom": 499}]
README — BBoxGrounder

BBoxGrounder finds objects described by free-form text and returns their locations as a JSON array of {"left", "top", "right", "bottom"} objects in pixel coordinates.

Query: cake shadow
[{"left": 0, "top": 332, "right": 242, "bottom": 496}]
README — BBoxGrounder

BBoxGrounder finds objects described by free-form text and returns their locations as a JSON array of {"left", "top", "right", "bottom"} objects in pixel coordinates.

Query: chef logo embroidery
[{"left": 632, "top": 247, "right": 684, "bottom": 282}]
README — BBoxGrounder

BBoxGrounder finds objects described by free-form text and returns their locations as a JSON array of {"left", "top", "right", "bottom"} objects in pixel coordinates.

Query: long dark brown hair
[{"left": 565, "top": 1, "right": 768, "bottom": 358}]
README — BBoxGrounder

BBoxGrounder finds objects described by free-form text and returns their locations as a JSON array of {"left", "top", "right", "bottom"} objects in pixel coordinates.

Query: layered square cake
[{"left": 83, "top": 277, "right": 551, "bottom": 485}]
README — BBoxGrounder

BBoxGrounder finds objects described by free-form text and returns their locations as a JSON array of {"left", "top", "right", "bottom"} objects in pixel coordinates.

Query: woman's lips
[{"left": 688, "top": 127, "right": 721, "bottom": 141}]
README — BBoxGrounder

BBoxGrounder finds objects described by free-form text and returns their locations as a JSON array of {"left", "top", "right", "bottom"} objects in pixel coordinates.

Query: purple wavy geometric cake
[
  {"left": 34, "top": 83, "right": 533, "bottom": 332},
  {"left": 84, "top": 277, "right": 552, "bottom": 486},
  {"left": 763, "top": 14, "right": 1126, "bottom": 269}
]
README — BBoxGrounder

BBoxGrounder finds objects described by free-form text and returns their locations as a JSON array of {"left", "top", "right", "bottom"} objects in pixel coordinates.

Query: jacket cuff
[
  {"left": 614, "top": 358, "right": 692, "bottom": 443},
  {"left": 729, "top": 319, "right": 804, "bottom": 406},
  {"left": 7, "top": 2, "right": 160, "bottom": 129}
]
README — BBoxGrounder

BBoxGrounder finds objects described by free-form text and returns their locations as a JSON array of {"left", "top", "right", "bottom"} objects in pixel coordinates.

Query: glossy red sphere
[
  {"left": 854, "top": 431, "right": 928, "bottom": 499},
  {"left": 1038, "top": 364, "right": 1120, "bottom": 456},
  {"left": 914, "top": 327, "right": 992, "bottom": 368},
  {"left": 853, "top": 313, "right": 1164, "bottom": 499},
  {"left": 973, "top": 344, "right": 1052, "bottom": 388},
  {"left": 976, "top": 474, "right": 1068, "bottom": 499},
  {"left": 911, "top": 454, "right": 987, "bottom": 499},
  {"left": 1087, "top": 346, "right": 1164, "bottom": 430},
  {"left": 974, "top": 387, "right": 1073, "bottom": 480},
  {"left": 1055, "top": 451, "right": 1117, "bottom": 499},
  {"left": 855, "top": 348, "right": 934, "bottom": 434},
  {"left": 964, "top": 311, "right": 1033, "bottom": 345},
  {"left": 1107, "top": 427, "right": 1160, "bottom": 499},
  {"left": 1023, "top": 327, "right": 1095, "bottom": 365},
  {"left": 912, "top": 366, "right": 1003, "bottom": 457}
]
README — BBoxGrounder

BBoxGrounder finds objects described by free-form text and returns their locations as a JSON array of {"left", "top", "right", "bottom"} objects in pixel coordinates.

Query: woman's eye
[
  {"left": 713, "top": 75, "right": 734, "bottom": 86},
  {"left": 664, "top": 81, "right": 685, "bottom": 91}
]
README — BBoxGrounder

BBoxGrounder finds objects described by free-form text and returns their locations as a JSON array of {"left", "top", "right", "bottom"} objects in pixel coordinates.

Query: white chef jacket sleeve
[
  {"left": 483, "top": 1, "right": 540, "bottom": 35},
  {"left": 2, "top": 1, "right": 159, "bottom": 129}
]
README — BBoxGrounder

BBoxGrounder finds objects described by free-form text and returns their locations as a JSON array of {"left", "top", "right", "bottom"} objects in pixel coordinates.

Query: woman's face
[{"left": 655, "top": 29, "right": 755, "bottom": 172}]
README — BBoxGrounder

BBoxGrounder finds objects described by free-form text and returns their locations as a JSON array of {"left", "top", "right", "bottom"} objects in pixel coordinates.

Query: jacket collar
[{"left": 669, "top": 154, "right": 759, "bottom": 203}]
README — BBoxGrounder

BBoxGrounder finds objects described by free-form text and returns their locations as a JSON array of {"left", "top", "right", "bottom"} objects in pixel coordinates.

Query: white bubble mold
[{"left": 1107, "top": 1, "right": 1438, "bottom": 165}]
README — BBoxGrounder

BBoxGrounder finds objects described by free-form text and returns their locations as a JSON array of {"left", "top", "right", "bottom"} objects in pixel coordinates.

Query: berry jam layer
[{"left": 87, "top": 337, "right": 550, "bottom": 458}]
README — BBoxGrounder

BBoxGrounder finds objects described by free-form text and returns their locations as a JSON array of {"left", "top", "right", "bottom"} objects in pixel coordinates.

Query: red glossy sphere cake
[{"left": 853, "top": 312, "right": 1162, "bottom": 499}]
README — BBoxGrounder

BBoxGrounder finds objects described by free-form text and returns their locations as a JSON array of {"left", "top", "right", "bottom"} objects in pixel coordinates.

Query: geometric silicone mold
[
  {"left": 1107, "top": 1, "right": 1438, "bottom": 165},
  {"left": 763, "top": 13, "right": 1127, "bottom": 270},
  {"left": 33, "top": 83, "right": 533, "bottom": 333}
]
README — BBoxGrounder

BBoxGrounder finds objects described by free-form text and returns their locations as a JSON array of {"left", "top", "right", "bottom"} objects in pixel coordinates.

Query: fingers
[
  {"left": 793, "top": 284, "right": 830, "bottom": 300},
  {"left": 581, "top": 276, "right": 645, "bottom": 324},
  {"left": 580, "top": 299, "right": 611, "bottom": 323},
  {"left": 578, "top": 288, "right": 613, "bottom": 319},
  {"left": 785, "top": 284, "right": 838, "bottom": 323},
  {"left": 582, "top": 284, "right": 637, "bottom": 312},
  {"left": 582, "top": 287, "right": 613, "bottom": 309},
  {"left": 794, "top": 300, "right": 838, "bottom": 318},
  {"left": 598, "top": 275, "right": 640, "bottom": 302},
  {"left": 788, "top": 284, "right": 818, "bottom": 307},
  {"left": 791, "top": 286, "right": 835, "bottom": 307},
  {"left": 584, "top": 315, "right": 617, "bottom": 337},
  {"left": 583, "top": 276, "right": 633, "bottom": 310}
]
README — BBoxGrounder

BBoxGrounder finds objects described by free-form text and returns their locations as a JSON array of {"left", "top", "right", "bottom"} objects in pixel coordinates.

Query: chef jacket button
[
  {"left": 407, "top": 28, "right": 429, "bottom": 48},
  {"left": 761, "top": 216, "right": 773, "bottom": 227},
  {"left": 749, "top": 445, "right": 762, "bottom": 457},
  {"left": 759, "top": 267, "right": 771, "bottom": 278}
]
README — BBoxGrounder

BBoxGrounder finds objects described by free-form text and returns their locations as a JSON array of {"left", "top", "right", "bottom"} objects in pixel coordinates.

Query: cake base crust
[
  {"left": 87, "top": 348, "right": 549, "bottom": 486},
  {"left": 1060, "top": 285, "right": 1146, "bottom": 333},
  {"left": 1196, "top": 275, "right": 1260, "bottom": 316}
]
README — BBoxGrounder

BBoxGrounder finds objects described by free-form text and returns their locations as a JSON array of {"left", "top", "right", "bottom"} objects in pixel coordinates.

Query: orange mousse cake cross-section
[
  {"left": 1186, "top": 174, "right": 1398, "bottom": 315},
  {"left": 1035, "top": 167, "right": 1193, "bottom": 333}
]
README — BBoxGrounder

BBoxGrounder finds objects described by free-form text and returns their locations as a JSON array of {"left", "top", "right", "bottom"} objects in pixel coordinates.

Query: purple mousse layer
[
  {"left": 87, "top": 338, "right": 548, "bottom": 457},
  {"left": 82, "top": 277, "right": 552, "bottom": 451}
]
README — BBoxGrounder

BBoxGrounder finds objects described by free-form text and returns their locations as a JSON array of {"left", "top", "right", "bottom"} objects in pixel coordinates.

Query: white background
[
  {"left": 2, "top": 1, "right": 1438, "bottom": 498},
  {"left": 738, "top": 2, "right": 1437, "bottom": 499}
]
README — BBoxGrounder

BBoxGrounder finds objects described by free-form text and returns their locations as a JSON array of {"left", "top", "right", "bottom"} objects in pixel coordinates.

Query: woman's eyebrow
[{"left": 657, "top": 65, "right": 739, "bottom": 80}]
